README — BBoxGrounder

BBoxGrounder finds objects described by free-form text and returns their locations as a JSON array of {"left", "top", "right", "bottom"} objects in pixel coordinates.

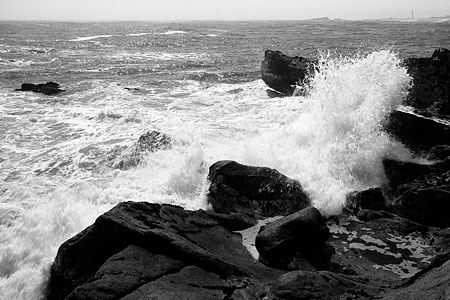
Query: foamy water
[{"left": 1, "top": 20, "right": 449, "bottom": 300}]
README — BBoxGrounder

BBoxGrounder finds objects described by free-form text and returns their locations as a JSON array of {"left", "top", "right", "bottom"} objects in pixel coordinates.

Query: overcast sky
[{"left": 1, "top": 0, "right": 449, "bottom": 21}]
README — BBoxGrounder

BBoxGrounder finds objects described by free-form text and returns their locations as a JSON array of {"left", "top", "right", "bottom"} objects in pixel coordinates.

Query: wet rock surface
[{"left": 47, "top": 199, "right": 450, "bottom": 300}]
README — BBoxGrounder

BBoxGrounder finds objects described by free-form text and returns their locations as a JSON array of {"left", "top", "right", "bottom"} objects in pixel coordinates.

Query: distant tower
[{"left": 412, "top": 10, "right": 414, "bottom": 19}]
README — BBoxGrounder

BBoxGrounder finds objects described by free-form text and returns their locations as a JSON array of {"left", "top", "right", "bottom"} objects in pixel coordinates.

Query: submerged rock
[
  {"left": 261, "top": 50, "right": 314, "bottom": 95},
  {"left": 112, "top": 130, "right": 172, "bottom": 170},
  {"left": 207, "top": 160, "right": 310, "bottom": 217},
  {"left": 255, "top": 206, "right": 332, "bottom": 270},
  {"left": 15, "top": 81, "right": 64, "bottom": 95}
]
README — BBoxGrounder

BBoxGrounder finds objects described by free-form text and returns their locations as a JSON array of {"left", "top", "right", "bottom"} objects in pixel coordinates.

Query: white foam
[
  {"left": 160, "top": 30, "right": 188, "bottom": 35},
  {"left": 69, "top": 35, "right": 115, "bottom": 42},
  {"left": 128, "top": 32, "right": 154, "bottom": 36},
  {"left": 235, "top": 50, "right": 412, "bottom": 216}
]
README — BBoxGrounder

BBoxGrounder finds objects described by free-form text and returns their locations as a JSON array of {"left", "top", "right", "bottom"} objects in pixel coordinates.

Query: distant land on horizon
[{"left": 306, "top": 15, "right": 450, "bottom": 23}]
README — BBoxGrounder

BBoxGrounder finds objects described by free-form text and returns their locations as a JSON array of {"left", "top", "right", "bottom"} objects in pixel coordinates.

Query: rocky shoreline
[{"left": 45, "top": 49, "right": 450, "bottom": 300}]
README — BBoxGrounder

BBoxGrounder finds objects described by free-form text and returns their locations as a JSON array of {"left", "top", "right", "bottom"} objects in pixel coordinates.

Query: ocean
[{"left": 0, "top": 20, "right": 449, "bottom": 299}]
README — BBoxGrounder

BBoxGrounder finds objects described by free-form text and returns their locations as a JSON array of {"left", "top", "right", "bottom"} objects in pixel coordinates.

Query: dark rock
[
  {"left": 119, "top": 266, "right": 264, "bottom": 300},
  {"left": 404, "top": 48, "right": 450, "bottom": 116},
  {"left": 261, "top": 50, "right": 315, "bottom": 95},
  {"left": 255, "top": 206, "right": 331, "bottom": 270},
  {"left": 207, "top": 160, "right": 310, "bottom": 218},
  {"left": 328, "top": 213, "right": 438, "bottom": 288},
  {"left": 380, "top": 259, "right": 450, "bottom": 300},
  {"left": 15, "top": 81, "right": 64, "bottom": 95},
  {"left": 47, "top": 200, "right": 450, "bottom": 300},
  {"left": 384, "top": 110, "right": 450, "bottom": 159},
  {"left": 45, "top": 202, "right": 280, "bottom": 300},
  {"left": 383, "top": 158, "right": 450, "bottom": 227},
  {"left": 65, "top": 245, "right": 184, "bottom": 300},
  {"left": 112, "top": 131, "right": 172, "bottom": 170},
  {"left": 346, "top": 187, "right": 388, "bottom": 213},
  {"left": 270, "top": 270, "right": 377, "bottom": 300}
]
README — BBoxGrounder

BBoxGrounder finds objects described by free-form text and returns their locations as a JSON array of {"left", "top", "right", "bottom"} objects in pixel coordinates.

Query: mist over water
[{"left": 0, "top": 20, "right": 449, "bottom": 300}]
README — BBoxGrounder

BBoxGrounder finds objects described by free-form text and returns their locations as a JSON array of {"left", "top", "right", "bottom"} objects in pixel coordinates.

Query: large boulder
[
  {"left": 261, "top": 50, "right": 314, "bottom": 95},
  {"left": 404, "top": 48, "right": 450, "bottom": 116},
  {"left": 207, "top": 160, "right": 310, "bottom": 217},
  {"left": 15, "top": 81, "right": 64, "bottom": 95},
  {"left": 255, "top": 206, "right": 332, "bottom": 270}
]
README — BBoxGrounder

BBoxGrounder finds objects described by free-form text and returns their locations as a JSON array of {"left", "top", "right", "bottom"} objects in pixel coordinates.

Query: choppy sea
[{"left": 0, "top": 20, "right": 449, "bottom": 299}]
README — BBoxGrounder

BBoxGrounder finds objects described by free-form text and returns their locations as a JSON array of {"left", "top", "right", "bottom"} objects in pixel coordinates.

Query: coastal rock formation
[
  {"left": 46, "top": 200, "right": 450, "bottom": 300},
  {"left": 207, "top": 160, "right": 310, "bottom": 217},
  {"left": 261, "top": 50, "right": 314, "bottom": 95},
  {"left": 261, "top": 48, "right": 450, "bottom": 117},
  {"left": 15, "top": 81, "right": 64, "bottom": 95},
  {"left": 404, "top": 48, "right": 450, "bottom": 116}
]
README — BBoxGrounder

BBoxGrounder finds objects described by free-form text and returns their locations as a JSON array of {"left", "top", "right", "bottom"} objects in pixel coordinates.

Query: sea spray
[{"left": 238, "top": 50, "right": 412, "bottom": 216}]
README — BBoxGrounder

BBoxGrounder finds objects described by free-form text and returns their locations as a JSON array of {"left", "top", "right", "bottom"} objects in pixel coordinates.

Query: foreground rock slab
[
  {"left": 45, "top": 202, "right": 280, "bottom": 300},
  {"left": 207, "top": 160, "right": 310, "bottom": 217}
]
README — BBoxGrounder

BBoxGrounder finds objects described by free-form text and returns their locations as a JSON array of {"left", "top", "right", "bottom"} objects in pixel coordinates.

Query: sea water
[{"left": 0, "top": 20, "right": 449, "bottom": 299}]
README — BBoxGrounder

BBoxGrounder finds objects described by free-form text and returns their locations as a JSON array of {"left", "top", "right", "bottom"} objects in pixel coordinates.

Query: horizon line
[{"left": 1, "top": 15, "right": 449, "bottom": 23}]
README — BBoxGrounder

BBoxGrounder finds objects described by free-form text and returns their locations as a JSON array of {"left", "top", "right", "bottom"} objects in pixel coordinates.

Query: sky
[{"left": 0, "top": 0, "right": 449, "bottom": 21}]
